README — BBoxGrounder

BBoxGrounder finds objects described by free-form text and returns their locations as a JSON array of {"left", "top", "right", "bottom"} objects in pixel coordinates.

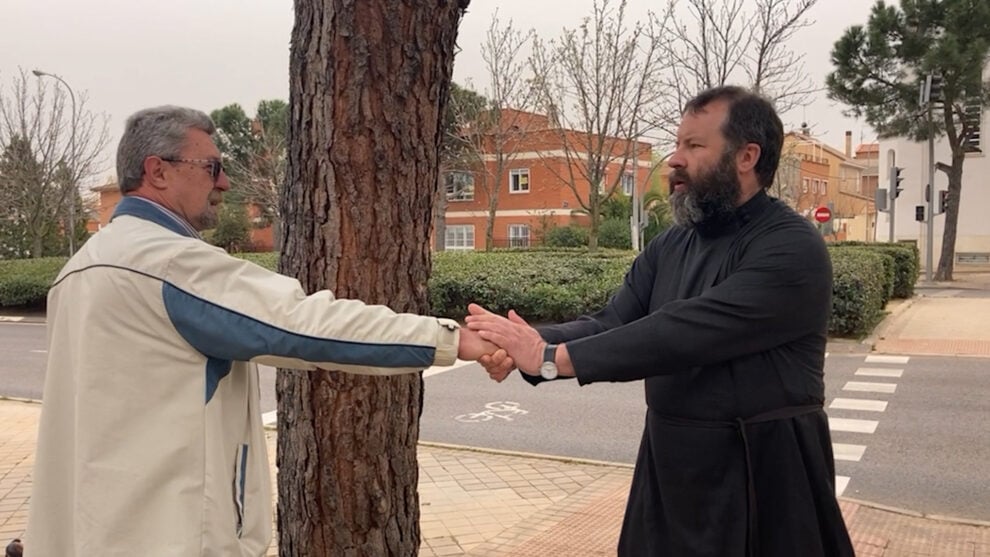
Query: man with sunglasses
[{"left": 25, "top": 106, "right": 500, "bottom": 556}]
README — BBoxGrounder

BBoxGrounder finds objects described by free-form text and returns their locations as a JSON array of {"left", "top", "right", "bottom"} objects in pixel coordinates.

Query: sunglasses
[{"left": 161, "top": 158, "right": 224, "bottom": 182}]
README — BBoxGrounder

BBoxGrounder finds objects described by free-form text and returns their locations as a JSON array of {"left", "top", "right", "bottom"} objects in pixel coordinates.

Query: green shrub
[
  {"left": 597, "top": 219, "right": 632, "bottom": 250},
  {"left": 237, "top": 252, "right": 279, "bottom": 271},
  {"left": 211, "top": 203, "right": 253, "bottom": 252},
  {"left": 828, "top": 248, "right": 888, "bottom": 337},
  {"left": 544, "top": 225, "right": 589, "bottom": 248},
  {"left": 831, "top": 246, "right": 895, "bottom": 306},
  {"left": 0, "top": 247, "right": 905, "bottom": 342},
  {"left": 831, "top": 241, "right": 919, "bottom": 298},
  {"left": 0, "top": 257, "right": 67, "bottom": 307},
  {"left": 429, "top": 250, "right": 634, "bottom": 321}
]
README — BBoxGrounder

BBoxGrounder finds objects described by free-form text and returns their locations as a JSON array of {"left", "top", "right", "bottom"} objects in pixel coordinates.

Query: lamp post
[{"left": 32, "top": 69, "right": 77, "bottom": 256}]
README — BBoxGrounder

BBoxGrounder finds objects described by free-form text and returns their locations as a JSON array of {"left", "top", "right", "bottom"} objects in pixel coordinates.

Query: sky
[{"left": 1, "top": 0, "right": 879, "bottom": 187}]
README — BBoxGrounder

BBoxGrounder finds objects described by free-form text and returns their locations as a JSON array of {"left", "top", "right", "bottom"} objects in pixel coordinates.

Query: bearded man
[{"left": 466, "top": 86, "right": 855, "bottom": 557}]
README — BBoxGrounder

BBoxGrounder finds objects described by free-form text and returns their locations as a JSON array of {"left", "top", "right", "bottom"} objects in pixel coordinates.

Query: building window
[
  {"left": 445, "top": 171, "right": 474, "bottom": 201},
  {"left": 508, "top": 224, "right": 530, "bottom": 248},
  {"left": 822, "top": 180, "right": 828, "bottom": 194},
  {"left": 444, "top": 225, "right": 474, "bottom": 251},
  {"left": 802, "top": 178, "right": 810, "bottom": 193},
  {"left": 621, "top": 173, "right": 635, "bottom": 196},
  {"left": 509, "top": 168, "right": 530, "bottom": 193},
  {"left": 813, "top": 179, "right": 821, "bottom": 194}
]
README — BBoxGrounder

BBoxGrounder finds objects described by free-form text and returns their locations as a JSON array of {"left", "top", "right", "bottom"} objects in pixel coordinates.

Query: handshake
[{"left": 454, "top": 303, "right": 573, "bottom": 382}]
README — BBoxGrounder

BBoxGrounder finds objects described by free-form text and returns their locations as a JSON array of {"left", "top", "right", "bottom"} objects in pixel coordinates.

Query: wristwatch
[{"left": 540, "top": 343, "right": 559, "bottom": 380}]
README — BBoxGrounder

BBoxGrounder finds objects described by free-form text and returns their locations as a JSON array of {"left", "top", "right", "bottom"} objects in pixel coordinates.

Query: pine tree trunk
[
  {"left": 277, "top": 1, "right": 467, "bottom": 555},
  {"left": 935, "top": 154, "right": 965, "bottom": 281}
]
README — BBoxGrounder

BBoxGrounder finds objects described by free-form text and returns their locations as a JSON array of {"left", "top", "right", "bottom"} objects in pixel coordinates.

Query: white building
[{"left": 878, "top": 119, "right": 990, "bottom": 269}]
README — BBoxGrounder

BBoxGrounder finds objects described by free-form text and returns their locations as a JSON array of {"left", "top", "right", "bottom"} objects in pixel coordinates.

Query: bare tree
[
  {"left": 277, "top": 0, "right": 467, "bottom": 554},
  {"left": 529, "top": 0, "right": 670, "bottom": 250},
  {"left": 653, "top": 0, "right": 818, "bottom": 135},
  {"left": 0, "top": 69, "right": 108, "bottom": 258},
  {"left": 471, "top": 13, "right": 537, "bottom": 251},
  {"left": 771, "top": 142, "right": 802, "bottom": 208}
]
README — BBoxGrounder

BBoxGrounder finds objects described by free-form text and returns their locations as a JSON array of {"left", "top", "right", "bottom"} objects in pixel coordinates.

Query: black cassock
[{"left": 532, "top": 190, "right": 855, "bottom": 556}]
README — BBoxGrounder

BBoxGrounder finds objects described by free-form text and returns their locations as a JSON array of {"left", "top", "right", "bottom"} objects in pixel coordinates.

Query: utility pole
[
  {"left": 33, "top": 69, "right": 78, "bottom": 256},
  {"left": 924, "top": 75, "right": 937, "bottom": 282},
  {"left": 888, "top": 166, "right": 902, "bottom": 243},
  {"left": 630, "top": 121, "right": 641, "bottom": 252}
]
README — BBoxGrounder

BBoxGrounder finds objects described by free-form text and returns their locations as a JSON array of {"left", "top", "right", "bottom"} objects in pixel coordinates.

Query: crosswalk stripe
[
  {"left": 835, "top": 475, "right": 850, "bottom": 497},
  {"left": 829, "top": 417, "right": 878, "bottom": 434},
  {"left": 833, "top": 443, "right": 866, "bottom": 462},
  {"left": 855, "top": 367, "right": 904, "bottom": 378},
  {"left": 830, "top": 398, "right": 887, "bottom": 412},
  {"left": 844, "top": 381, "right": 897, "bottom": 394},
  {"left": 865, "top": 355, "right": 910, "bottom": 364}
]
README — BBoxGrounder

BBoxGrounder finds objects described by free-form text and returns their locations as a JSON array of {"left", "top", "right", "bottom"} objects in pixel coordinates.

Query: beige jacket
[{"left": 26, "top": 197, "right": 459, "bottom": 556}]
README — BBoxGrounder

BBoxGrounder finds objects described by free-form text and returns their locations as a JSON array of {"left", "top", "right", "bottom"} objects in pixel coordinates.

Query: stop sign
[{"left": 813, "top": 206, "right": 832, "bottom": 223}]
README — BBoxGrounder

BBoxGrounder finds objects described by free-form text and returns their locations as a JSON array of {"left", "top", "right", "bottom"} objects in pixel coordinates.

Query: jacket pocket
[{"left": 233, "top": 443, "right": 249, "bottom": 537}]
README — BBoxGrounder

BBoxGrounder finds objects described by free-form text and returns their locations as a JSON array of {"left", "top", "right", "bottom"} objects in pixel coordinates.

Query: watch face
[{"left": 540, "top": 361, "right": 558, "bottom": 380}]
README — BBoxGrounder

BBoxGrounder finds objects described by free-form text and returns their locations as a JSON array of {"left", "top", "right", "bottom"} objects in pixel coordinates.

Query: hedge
[
  {"left": 830, "top": 241, "right": 919, "bottom": 299},
  {"left": 0, "top": 246, "right": 914, "bottom": 339},
  {"left": 827, "top": 247, "right": 889, "bottom": 337},
  {"left": 429, "top": 250, "right": 634, "bottom": 322},
  {"left": 0, "top": 257, "right": 65, "bottom": 307}
]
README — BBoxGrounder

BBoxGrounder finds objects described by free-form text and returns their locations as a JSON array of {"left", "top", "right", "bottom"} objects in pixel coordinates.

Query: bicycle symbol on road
[{"left": 455, "top": 401, "right": 528, "bottom": 423}]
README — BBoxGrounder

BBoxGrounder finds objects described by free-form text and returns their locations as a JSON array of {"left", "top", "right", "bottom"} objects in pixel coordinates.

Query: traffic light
[
  {"left": 889, "top": 166, "right": 904, "bottom": 199},
  {"left": 939, "top": 190, "right": 949, "bottom": 214},
  {"left": 915, "top": 205, "right": 925, "bottom": 222}
]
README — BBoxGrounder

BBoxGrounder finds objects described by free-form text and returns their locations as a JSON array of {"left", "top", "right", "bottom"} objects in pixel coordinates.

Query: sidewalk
[
  {"left": 2, "top": 269, "right": 990, "bottom": 555},
  {"left": 1, "top": 398, "right": 988, "bottom": 556}
]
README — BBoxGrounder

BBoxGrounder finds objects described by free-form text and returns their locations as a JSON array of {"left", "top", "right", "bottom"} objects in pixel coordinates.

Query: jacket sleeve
[
  {"left": 568, "top": 222, "right": 832, "bottom": 384},
  {"left": 160, "top": 241, "right": 459, "bottom": 375}
]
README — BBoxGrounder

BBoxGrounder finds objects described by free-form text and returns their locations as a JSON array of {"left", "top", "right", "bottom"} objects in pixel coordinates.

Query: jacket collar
[{"left": 111, "top": 196, "right": 202, "bottom": 239}]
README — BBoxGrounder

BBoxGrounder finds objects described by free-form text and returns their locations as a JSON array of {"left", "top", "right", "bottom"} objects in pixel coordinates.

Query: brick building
[
  {"left": 780, "top": 131, "right": 877, "bottom": 242},
  {"left": 442, "top": 109, "right": 653, "bottom": 250}
]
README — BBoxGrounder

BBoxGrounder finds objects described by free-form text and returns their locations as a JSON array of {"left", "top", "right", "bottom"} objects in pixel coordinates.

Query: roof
[{"left": 90, "top": 181, "right": 118, "bottom": 193}]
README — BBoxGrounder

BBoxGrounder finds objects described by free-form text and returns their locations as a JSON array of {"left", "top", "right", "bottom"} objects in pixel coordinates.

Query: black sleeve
[
  {"left": 518, "top": 245, "right": 660, "bottom": 386},
  {"left": 568, "top": 222, "right": 832, "bottom": 385}
]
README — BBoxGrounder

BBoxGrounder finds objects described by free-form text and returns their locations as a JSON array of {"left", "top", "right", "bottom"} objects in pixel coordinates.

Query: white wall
[{"left": 877, "top": 135, "right": 990, "bottom": 269}]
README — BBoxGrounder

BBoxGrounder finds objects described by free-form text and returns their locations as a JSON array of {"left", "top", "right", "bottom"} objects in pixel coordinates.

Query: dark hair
[{"left": 683, "top": 86, "right": 783, "bottom": 189}]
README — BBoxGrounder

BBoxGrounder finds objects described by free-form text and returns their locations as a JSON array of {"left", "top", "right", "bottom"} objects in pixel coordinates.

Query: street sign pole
[
  {"left": 888, "top": 170, "right": 896, "bottom": 243},
  {"left": 926, "top": 82, "right": 936, "bottom": 282}
]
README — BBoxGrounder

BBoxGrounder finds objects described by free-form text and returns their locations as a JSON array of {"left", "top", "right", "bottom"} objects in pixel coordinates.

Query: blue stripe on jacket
[{"left": 161, "top": 283, "right": 437, "bottom": 402}]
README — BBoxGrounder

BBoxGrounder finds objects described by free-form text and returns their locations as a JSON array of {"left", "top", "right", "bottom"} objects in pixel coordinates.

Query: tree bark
[
  {"left": 935, "top": 152, "right": 965, "bottom": 281},
  {"left": 277, "top": 1, "right": 466, "bottom": 555}
]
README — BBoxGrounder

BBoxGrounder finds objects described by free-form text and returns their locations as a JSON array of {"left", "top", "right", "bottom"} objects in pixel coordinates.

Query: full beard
[{"left": 669, "top": 153, "right": 741, "bottom": 228}]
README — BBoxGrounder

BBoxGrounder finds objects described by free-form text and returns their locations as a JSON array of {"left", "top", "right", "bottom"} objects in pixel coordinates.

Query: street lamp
[{"left": 32, "top": 69, "right": 78, "bottom": 256}]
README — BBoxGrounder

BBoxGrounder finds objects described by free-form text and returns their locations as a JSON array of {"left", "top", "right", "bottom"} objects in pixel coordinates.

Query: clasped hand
[{"left": 456, "top": 303, "right": 548, "bottom": 382}]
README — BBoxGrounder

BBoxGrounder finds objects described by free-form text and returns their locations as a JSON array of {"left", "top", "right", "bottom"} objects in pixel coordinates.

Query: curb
[
  {"left": 0, "top": 395, "right": 41, "bottom": 404},
  {"left": 0, "top": 316, "right": 46, "bottom": 324},
  {"left": 839, "top": 496, "right": 990, "bottom": 529},
  {"left": 417, "top": 440, "right": 636, "bottom": 470},
  {"left": 860, "top": 297, "right": 917, "bottom": 350}
]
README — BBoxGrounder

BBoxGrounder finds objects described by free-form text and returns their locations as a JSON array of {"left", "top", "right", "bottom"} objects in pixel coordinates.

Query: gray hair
[{"left": 116, "top": 106, "right": 216, "bottom": 193}]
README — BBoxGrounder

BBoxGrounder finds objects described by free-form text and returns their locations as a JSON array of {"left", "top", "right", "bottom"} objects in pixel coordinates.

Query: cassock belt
[{"left": 654, "top": 404, "right": 824, "bottom": 557}]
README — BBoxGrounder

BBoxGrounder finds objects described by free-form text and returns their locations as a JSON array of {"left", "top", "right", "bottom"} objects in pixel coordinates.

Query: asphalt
[{"left": 2, "top": 268, "right": 989, "bottom": 556}]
